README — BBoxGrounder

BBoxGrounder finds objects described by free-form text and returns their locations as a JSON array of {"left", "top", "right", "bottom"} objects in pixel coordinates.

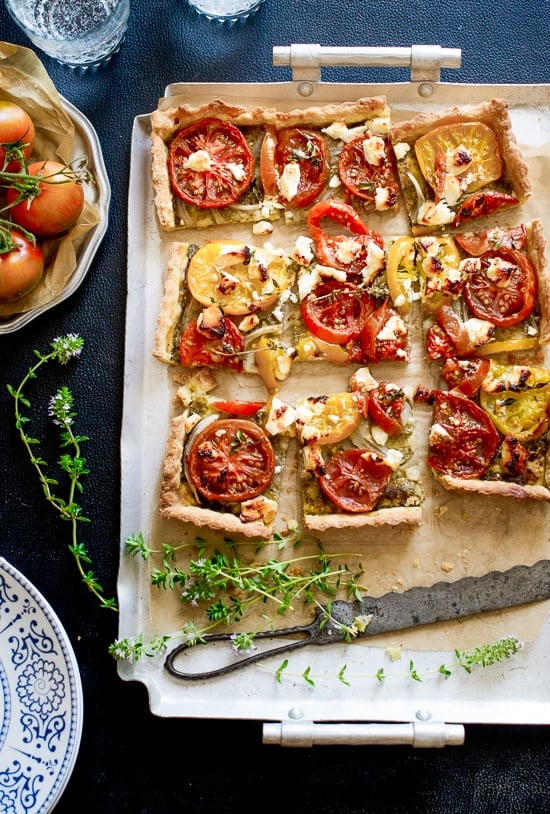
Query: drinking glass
[
  {"left": 187, "top": 0, "right": 266, "bottom": 24},
  {"left": 4, "top": 0, "right": 130, "bottom": 69}
]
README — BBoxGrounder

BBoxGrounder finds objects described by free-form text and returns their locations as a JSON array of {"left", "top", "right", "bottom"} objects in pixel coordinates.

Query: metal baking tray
[{"left": 118, "top": 46, "right": 550, "bottom": 746}]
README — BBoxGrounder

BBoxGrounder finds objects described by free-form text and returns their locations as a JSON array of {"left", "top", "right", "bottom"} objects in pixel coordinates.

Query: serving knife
[{"left": 164, "top": 559, "right": 550, "bottom": 680}]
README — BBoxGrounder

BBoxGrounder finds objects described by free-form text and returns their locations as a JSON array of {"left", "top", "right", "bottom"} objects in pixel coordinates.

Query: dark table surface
[{"left": 1, "top": 1, "right": 550, "bottom": 811}]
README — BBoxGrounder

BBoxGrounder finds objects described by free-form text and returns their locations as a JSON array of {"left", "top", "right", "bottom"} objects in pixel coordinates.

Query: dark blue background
[{"left": 1, "top": 1, "right": 550, "bottom": 811}]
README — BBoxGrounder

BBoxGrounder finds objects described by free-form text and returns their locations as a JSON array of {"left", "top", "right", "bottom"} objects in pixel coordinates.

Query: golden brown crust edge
[
  {"left": 304, "top": 505, "right": 423, "bottom": 532},
  {"left": 434, "top": 471, "right": 550, "bottom": 502},
  {"left": 153, "top": 242, "right": 190, "bottom": 365},
  {"left": 527, "top": 219, "right": 550, "bottom": 345}
]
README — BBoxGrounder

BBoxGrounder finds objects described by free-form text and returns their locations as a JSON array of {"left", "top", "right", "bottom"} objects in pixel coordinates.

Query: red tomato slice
[
  {"left": 440, "top": 357, "right": 490, "bottom": 396},
  {"left": 454, "top": 225, "right": 527, "bottom": 256},
  {"left": 354, "top": 301, "right": 408, "bottom": 363},
  {"left": 427, "top": 391, "right": 499, "bottom": 479},
  {"left": 211, "top": 400, "right": 266, "bottom": 416},
  {"left": 453, "top": 190, "right": 519, "bottom": 226},
  {"left": 186, "top": 419, "right": 274, "bottom": 503},
  {"left": 368, "top": 382, "right": 407, "bottom": 436},
  {"left": 179, "top": 316, "right": 244, "bottom": 371},
  {"left": 338, "top": 133, "right": 399, "bottom": 205},
  {"left": 261, "top": 127, "right": 329, "bottom": 208},
  {"left": 426, "top": 305, "right": 474, "bottom": 361},
  {"left": 318, "top": 448, "right": 393, "bottom": 512},
  {"left": 168, "top": 118, "right": 254, "bottom": 208},
  {"left": 300, "top": 280, "right": 375, "bottom": 345},
  {"left": 463, "top": 248, "right": 536, "bottom": 328},
  {"left": 307, "top": 199, "right": 384, "bottom": 278}
]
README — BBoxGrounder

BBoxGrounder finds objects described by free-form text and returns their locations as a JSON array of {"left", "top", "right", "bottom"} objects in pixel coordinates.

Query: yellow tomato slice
[
  {"left": 386, "top": 237, "right": 418, "bottom": 313},
  {"left": 480, "top": 362, "right": 550, "bottom": 441},
  {"left": 295, "top": 392, "right": 362, "bottom": 445},
  {"left": 477, "top": 337, "right": 539, "bottom": 356},
  {"left": 187, "top": 241, "right": 292, "bottom": 316},
  {"left": 416, "top": 235, "right": 462, "bottom": 306},
  {"left": 415, "top": 122, "right": 502, "bottom": 194}
]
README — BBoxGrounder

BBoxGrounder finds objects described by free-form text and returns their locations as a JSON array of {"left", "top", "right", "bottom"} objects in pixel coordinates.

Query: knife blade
[{"left": 164, "top": 559, "right": 550, "bottom": 680}]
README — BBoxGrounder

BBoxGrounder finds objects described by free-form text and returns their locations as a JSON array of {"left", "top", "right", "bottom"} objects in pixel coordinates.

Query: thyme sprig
[
  {"left": 7, "top": 334, "right": 117, "bottom": 610},
  {"left": 272, "top": 636, "right": 524, "bottom": 686},
  {"left": 110, "top": 531, "right": 367, "bottom": 661}
]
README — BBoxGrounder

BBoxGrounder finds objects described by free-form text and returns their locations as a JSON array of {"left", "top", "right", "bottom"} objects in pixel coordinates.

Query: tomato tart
[
  {"left": 154, "top": 239, "right": 298, "bottom": 389},
  {"left": 150, "top": 96, "right": 399, "bottom": 231},
  {"left": 385, "top": 220, "right": 550, "bottom": 362},
  {"left": 390, "top": 99, "right": 531, "bottom": 236},
  {"left": 296, "top": 368, "right": 424, "bottom": 530},
  {"left": 424, "top": 359, "right": 550, "bottom": 501},
  {"left": 159, "top": 370, "right": 296, "bottom": 537}
]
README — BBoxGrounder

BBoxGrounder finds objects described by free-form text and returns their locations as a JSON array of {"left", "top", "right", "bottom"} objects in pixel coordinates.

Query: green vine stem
[{"left": 7, "top": 334, "right": 117, "bottom": 610}]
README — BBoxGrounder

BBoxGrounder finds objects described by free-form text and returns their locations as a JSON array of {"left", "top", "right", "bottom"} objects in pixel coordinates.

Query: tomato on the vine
[
  {"left": 6, "top": 160, "right": 85, "bottom": 237},
  {"left": 368, "top": 381, "right": 408, "bottom": 436},
  {"left": 260, "top": 126, "right": 329, "bottom": 208},
  {"left": 307, "top": 199, "right": 384, "bottom": 278},
  {"left": 0, "top": 101, "right": 35, "bottom": 170},
  {"left": 318, "top": 448, "right": 393, "bottom": 512},
  {"left": 186, "top": 418, "right": 274, "bottom": 503},
  {"left": 168, "top": 118, "right": 254, "bottom": 208},
  {"left": 300, "top": 279, "right": 374, "bottom": 345},
  {"left": 338, "top": 133, "right": 399, "bottom": 206},
  {"left": 0, "top": 229, "right": 44, "bottom": 302},
  {"left": 463, "top": 248, "right": 537, "bottom": 328},
  {"left": 427, "top": 391, "right": 499, "bottom": 479}
]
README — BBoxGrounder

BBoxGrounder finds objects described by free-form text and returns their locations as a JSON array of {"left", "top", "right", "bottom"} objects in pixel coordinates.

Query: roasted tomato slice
[
  {"left": 426, "top": 305, "right": 476, "bottom": 360},
  {"left": 186, "top": 419, "right": 275, "bottom": 503},
  {"left": 368, "top": 381, "right": 408, "bottom": 436},
  {"left": 168, "top": 118, "right": 254, "bottom": 208},
  {"left": 414, "top": 122, "right": 503, "bottom": 194},
  {"left": 353, "top": 301, "right": 408, "bottom": 363},
  {"left": 211, "top": 400, "right": 266, "bottom": 416},
  {"left": 179, "top": 308, "right": 244, "bottom": 371},
  {"left": 440, "top": 357, "right": 490, "bottom": 396},
  {"left": 318, "top": 448, "right": 393, "bottom": 513},
  {"left": 427, "top": 391, "right": 499, "bottom": 479},
  {"left": 295, "top": 392, "right": 362, "bottom": 445},
  {"left": 300, "top": 280, "right": 375, "bottom": 345},
  {"left": 307, "top": 199, "right": 385, "bottom": 279},
  {"left": 463, "top": 248, "right": 537, "bottom": 328},
  {"left": 454, "top": 225, "right": 527, "bottom": 256},
  {"left": 338, "top": 133, "right": 399, "bottom": 207},
  {"left": 260, "top": 127, "right": 329, "bottom": 208},
  {"left": 453, "top": 191, "right": 519, "bottom": 227}
]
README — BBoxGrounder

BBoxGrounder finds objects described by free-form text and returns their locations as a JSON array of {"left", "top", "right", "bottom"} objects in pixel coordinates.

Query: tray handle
[{"left": 272, "top": 44, "right": 462, "bottom": 83}]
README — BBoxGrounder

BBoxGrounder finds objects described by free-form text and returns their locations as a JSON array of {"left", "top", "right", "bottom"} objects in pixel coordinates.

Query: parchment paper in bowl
[{"left": 0, "top": 42, "right": 101, "bottom": 320}]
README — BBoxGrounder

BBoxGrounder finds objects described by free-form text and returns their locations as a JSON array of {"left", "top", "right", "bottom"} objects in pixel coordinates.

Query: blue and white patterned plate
[{"left": 0, "top": 558, "right": 83, "bottom": 813}]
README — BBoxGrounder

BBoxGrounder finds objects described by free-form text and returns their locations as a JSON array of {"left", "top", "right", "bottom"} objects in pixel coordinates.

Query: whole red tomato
[
  {"left": 0, "top": 101, "right": 35, "bottom": 170},
  {"left": 0, "top": 229, "right": 44, "bottom": 302},
  {"left": 6, "top": 160, "right": 85, "bottom": 237}
]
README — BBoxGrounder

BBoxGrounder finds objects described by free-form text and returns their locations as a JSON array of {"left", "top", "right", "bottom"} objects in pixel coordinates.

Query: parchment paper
[
  {"left": 0, "top": 42, "right": 100, "bottom": 319},
  {"left": 141, "top": 86, "right": 550, "bottom": 657}
]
